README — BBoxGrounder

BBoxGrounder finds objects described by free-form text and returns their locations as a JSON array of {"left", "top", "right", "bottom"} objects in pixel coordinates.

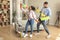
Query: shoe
[
  {"left": 46, "top": 35, "right": 51, "bottom": 39},
  {"left": 30, "top": 34, "right": 32, "bottom": 38},
  {"left": 24, "top": 34, "right": 28, "bottom": 38}
]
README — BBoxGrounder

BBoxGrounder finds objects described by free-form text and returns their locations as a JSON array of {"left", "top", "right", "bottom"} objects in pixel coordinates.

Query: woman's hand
[{"left": 35, "top": 19, "right": 39, "bottom": 23}]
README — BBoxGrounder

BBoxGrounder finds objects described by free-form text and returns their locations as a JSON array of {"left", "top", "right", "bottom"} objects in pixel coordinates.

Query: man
[{"left": 37, "top": 1, "right": 51, "bottom": 38}]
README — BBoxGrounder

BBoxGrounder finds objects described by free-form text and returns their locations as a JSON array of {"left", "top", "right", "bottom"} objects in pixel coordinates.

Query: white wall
[{"left": 28, "top": 0, "right": 60, "bottom": 25}]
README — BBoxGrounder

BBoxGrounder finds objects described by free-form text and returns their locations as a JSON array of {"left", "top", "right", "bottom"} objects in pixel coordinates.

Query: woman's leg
[
  {"left": 30, "top": 19, "right": 34, "bottom": 34},
  {"left": 25, "top": 20, "right": 30, "bottom": 34},
  {"left": 24, "top": 20, "right": 30, "bottom": 37}
]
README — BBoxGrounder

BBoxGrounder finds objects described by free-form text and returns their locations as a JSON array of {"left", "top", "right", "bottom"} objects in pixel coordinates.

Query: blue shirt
[{"left": 41, "top": 7, "right": 51, "bottom": 17}]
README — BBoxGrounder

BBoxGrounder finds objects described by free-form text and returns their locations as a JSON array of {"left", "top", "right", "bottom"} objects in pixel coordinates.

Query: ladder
[{"left": 55, "top": 11, "right": 60, "bottom": 27}]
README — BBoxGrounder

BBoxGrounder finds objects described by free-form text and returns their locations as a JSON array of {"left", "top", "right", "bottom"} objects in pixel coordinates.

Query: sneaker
[
  {"left": 46, "top": 35, "right": 51, "bottom": 39},
  {"left": 30, "top": 34, "right": 32, "bottom": 38},
  {"left": 24, "top": 34, "right": 28, "bottom": 38}
]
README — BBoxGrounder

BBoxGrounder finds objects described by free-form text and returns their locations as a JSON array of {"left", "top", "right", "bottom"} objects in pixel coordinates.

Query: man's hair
[
  {"left": 44, "top": 1, "right": 48, "bottom": 4},
  {"left": 31, "top": 6, "right": 35, "bottom": 11}
]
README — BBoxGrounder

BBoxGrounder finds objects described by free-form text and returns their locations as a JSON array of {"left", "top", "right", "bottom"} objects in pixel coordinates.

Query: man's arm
[{"left": 48, "top": 8, "right": 51, "bottom": 17}]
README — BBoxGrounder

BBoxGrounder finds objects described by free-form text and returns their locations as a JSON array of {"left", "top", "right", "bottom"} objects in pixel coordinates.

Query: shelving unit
[{"left": 0, "top": 0, "right": 10, "bottom": 26}]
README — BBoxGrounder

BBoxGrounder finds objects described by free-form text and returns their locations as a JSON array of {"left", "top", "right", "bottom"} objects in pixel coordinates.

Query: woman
[{"left": 24, "top": 6, "right": 38, "bottom": 38}]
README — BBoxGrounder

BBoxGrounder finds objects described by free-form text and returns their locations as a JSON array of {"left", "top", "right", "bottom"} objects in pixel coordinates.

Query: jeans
[
  {"left": 37, "top": 20, "right": 50, "bottom": 35},
  {"left": 25, "top": 19, "right": 34, "bottom": 34}
]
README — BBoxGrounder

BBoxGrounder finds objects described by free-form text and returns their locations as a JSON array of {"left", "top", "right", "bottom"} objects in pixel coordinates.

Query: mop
[{"left": 14, "top": 17, "right": 25, "bottom": 37}]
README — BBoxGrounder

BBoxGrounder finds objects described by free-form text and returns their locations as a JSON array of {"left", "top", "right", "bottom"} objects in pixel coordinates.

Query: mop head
[{"left": 19, "top": 32, "right": 25, "bottom": 38}]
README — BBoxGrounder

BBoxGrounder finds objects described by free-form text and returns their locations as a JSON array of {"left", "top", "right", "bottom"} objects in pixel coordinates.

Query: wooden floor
[{"left": 0, "top": 25, "right": 60, "bottom": 40}]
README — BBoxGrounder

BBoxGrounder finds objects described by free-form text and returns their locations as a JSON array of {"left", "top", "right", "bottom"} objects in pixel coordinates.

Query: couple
[{"left": 24, "top": 1, "right": 51, "bottom": 38}]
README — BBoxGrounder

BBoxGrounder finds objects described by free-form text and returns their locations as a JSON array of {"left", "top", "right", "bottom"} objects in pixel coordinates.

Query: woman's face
[{"left": 29, "top": 6, "right": 32, "bottom": 10}]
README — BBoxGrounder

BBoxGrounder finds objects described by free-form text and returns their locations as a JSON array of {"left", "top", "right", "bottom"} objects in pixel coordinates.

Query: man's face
[{"left": 43, "top": 4, "right": 48, "bottom": 8}]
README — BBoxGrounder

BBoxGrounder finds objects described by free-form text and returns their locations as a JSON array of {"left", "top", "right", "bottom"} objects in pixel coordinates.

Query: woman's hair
[{"left": 30, "top": 6, "right": 35, "bottom": 11}]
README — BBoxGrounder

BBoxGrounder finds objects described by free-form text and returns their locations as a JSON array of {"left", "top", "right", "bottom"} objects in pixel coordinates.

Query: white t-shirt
[
  {"left": 21, "top": 8, "right": 36, "bottom": 20},
  {"left": 28, "top": 10, "right": 36, "bottom": 20}
]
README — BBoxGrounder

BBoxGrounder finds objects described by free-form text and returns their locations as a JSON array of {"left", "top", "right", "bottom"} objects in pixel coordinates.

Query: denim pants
[
  {"left": 25, "top": 19, "right": 34, "bottom": 34},
  {"left": 37, "top": 20, "right": 50, "bottom": 35}
]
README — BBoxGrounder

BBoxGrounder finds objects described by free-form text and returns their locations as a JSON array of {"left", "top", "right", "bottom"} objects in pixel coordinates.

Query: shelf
[{"left": 0, "top": 0, "right": 10, "bottom": 26}]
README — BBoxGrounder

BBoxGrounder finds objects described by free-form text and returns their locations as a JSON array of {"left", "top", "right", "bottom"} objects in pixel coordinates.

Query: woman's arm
[{"left": 32, "top": 11, "right": 39, "bottom": 22}]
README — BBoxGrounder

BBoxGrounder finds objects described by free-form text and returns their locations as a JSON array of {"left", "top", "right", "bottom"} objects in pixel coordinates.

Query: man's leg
[
  {"left": 42, "top": 21, "right": 51, "bottom": 38},
  {"left": 37, "top": 21, "right": 41, "bottom": 33},
  {"left": 42, "top": 21, "right": 50, "bottom": 35}
]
